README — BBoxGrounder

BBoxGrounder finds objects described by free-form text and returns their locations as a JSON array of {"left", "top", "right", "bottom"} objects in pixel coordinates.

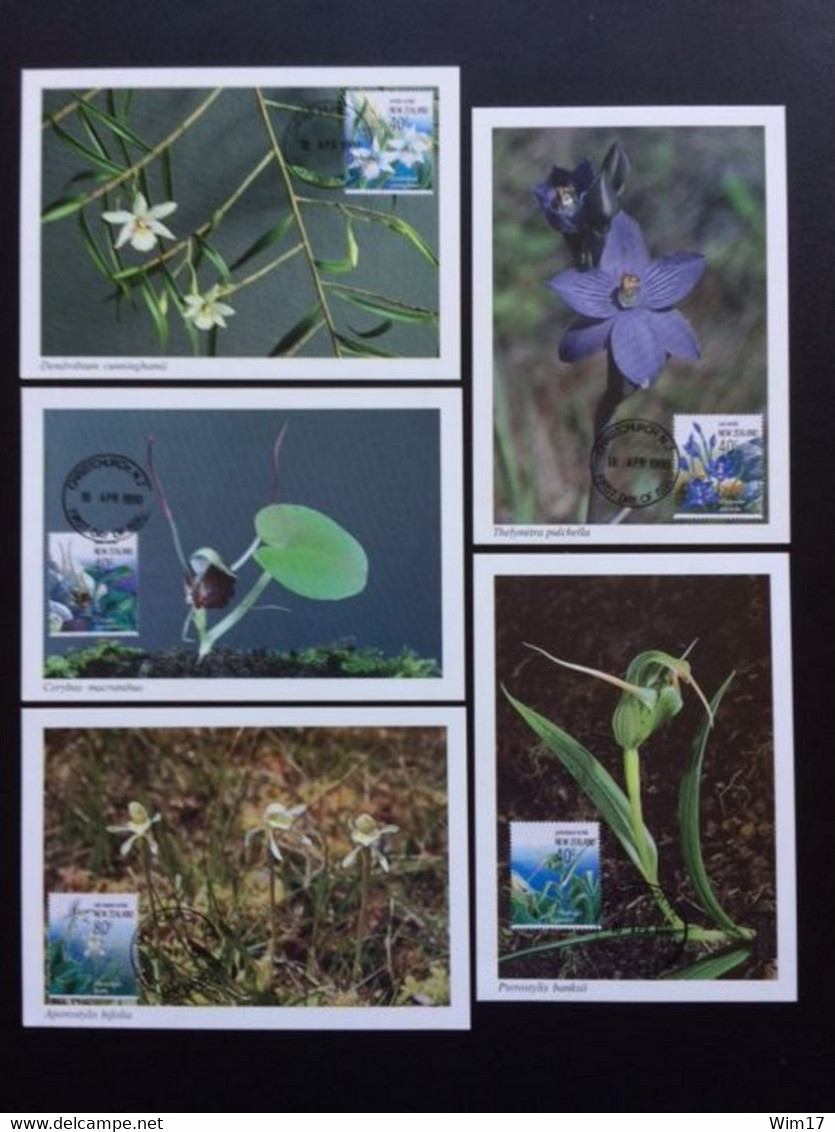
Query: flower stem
[
  {"left": 353, "top": 847, "right": 371, "bottom": 982},
  {"left": 586, "top": 356, "right": 634, "bottom": 523},
  {"left": 197, "top": 570, "right": 273, "bottom": 661},
  {"left": 268, "top": 860, "right": 277, "bottom": 977},
  {"left": 623, "top": 746, "right": 684, "bottom": 930}
]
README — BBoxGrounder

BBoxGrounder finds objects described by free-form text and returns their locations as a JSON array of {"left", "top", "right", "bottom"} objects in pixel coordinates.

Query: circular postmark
[
  {"left": 62, "top": 453, "right": 151, "bottom": 543},
  {"left": 590, "top": 417, "right": 678, "bottom": 510},
  {"left": 282, "top": 96, "right": 355, "bottom": 179}
]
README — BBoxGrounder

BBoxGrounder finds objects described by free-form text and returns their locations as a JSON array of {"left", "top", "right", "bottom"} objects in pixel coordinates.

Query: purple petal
[
  {"left": 549, "top": 267, "right": 616, "bottom": 319},
  {"left": 600, "top": 212, "right": 650, "bottom": 275},
  {"left": 650, "top": 308, "right": 701, "bottom": 361},
  {"left": 559, "top": 317, "right": 613, "bottom": 363},
  {"left": 610, "top": 309, "right": 667, "bottom": 388},
  {"left": 642, "top": 252, "right": 705, "bottom": 309}
]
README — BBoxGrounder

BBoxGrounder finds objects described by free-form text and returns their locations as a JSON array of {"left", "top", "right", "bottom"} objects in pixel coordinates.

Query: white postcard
[
  {"left": 22, "top": 67, "right": 459, "bottom": 380},
  {"left": 23, "top": 705, "right": 469, "bottom": 1029},
  {"left": 475, "top": 553, "right": 796, "bottom": 1001},
  {"left": 23, "top": 387, "right": 464, "bottom": 702},
  {"left": 472, "top": 106, "right": 788, "bottom": 543}
]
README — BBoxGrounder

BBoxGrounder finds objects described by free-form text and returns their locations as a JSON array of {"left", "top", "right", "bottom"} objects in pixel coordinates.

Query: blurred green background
[{"left": 492, "top": 125, "right": 767, "bottom": 524}]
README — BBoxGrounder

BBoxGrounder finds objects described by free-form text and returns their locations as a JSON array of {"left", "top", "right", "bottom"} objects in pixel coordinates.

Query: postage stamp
[
  {"left": 510, "top": 821, "right": 601, "bottom": 930},
  {"left": 344, "top": 89, "right": 435, "bottom": 193},
  {"left": 673, "top": 414, "right": 764, "bottom": 519},
  {"left": 47, "top": 893, "right": 139, "bottom": 1003},
  {"left": 48, "top": 532, "right": 139, "bottom": 636}
]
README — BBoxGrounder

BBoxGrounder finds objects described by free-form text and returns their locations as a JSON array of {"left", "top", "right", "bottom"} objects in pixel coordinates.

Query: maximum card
[
  {"left": 22, "top": 67, "right": 459, "bottom": 380},
  {"left": 23, "top": 706, "right": 469, "bottom": 1029},
  {"left": 475, "top": 553, "right": 796, "bottom": 1002},
  {"left": 23, "top": 387, "right": 464, "bottom": 702},
  {"left": 472, "top": 106, "right": 788, "bottom": 544}
]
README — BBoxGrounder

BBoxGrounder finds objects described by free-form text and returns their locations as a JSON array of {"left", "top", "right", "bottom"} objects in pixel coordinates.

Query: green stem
[
  {"left": 353, "top": 848, "right": 371, "bottom": 981},
  {"left": 197, "top": 570, "right": 273, "bottom": 661},
  {"left": 623, "top": 746, "right": 684, "bottom": 931},
  {"left": 268, "top": 860, "right": 277, "bottom": 976},
  {"left": 254, "top": 88, "right": 342, "bottom": 356},
  {"left": 500, "top": 923, "right": 735, "bottom": 964}
]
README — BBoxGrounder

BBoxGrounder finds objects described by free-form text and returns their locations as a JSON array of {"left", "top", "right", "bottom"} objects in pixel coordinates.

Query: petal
[
  {"left": 600, "top": 212, "right": 650, "bottom": 275},
  {"left": 132, "top": 192, "right": 149, "bottom": 217},
  {"left": 120, "top": 833, "right": 138, "bottom": 857},
  {"left": 549, "top": 267, "right": 616, "bottom": 319},
  {"left": 649, "top": 308, "right": 700, "bottom": 361},
  {"left": 268, "top": 832, "right": 283, "bottom": 861},
  {"left": 149, "top": 201, "right": 177, "bottom": 220},
  {"left": 342, "top": 847, "right": 359, "bottom": 869},
  {"left": 559, "top": 317, "right": 613, "bottom": 363},
  {"left": 610, "top": 309, "right": 667, "bottom": 388},
  {"left": 147, "top": 219, "right": 176, "bottom": 241},
  {"left": 113, "top": 225, "right": 132, "bottom": 249},
  {"left": 130, "top": 230, "right": 158, "bottom": 252},
  {"left": 101, "top": 210, "right": 133, "bottom": 224},
  {"left": 642, "top": 252, "right": 705, "bottom": 309}
]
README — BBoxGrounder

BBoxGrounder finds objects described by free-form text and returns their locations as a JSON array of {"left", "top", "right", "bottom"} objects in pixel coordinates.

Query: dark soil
[{"left": 495, "top": 573, "right": 776, "bottom": 981}]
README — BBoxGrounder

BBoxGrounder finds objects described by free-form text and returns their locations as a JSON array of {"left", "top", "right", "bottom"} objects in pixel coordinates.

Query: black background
[{"left": 4, "top": 0, "right": 834, "bottom": 1113}]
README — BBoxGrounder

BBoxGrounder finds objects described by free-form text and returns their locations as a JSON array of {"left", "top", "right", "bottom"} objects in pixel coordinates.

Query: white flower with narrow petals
[
  {"left": 107, "top": 801, "right": 161, "bottom": 857},
  {"left": 102, "top": 192, "right": 177, "bottom": 252},
  {"left": 386, "top": 126, "right": 432, "bottom": 169},
  {"left": 342, "top": 812, "right": 399, "bottom": 873},
  {"left": 246, "top": 801, "right": 309, "bottom": 862},
  {"left": 183, "top": 285, "right": 236, "bottom": 332},
  {"left": 348, "top": 143, "right": 395, "bottom": 182}
]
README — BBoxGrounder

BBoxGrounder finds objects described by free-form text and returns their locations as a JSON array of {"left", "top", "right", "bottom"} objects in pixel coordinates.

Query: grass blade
[
  {"left": 51, "top": 119, "right": 124, "bottom": 176},
  {"left": 195, "top": 237, "right": 232, "bottom": 284},
  {"left": 678, "top": 672, "right": 753, "bottom": 939},
  {"left": 42, "top": 194, "right": 89, "bottom": 223},
  {"left": 78, "top": 98, "right": 153, "bottom": 153},
  {"left": 663, "top": 946, "right": 752, "bottom": 980},
  {"left": 502, "top": 686, "right": 657, "bottom": 879}
]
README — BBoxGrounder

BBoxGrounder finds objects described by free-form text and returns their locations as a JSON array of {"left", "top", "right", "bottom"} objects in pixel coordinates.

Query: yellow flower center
[{"left": 617, "top": 272, "right": 641, "bottom": 308}]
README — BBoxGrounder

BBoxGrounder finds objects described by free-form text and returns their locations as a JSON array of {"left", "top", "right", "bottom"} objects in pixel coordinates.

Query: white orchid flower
[
  {"left": 386, "top": 126, "right": 432, "bottom": 169},
  {"left": 348, "top": 143, "right": 395, "bottom": 182},
  {"left": 102, "top": 192, "right": 177, "bottom": 252},
  {"left": 182, "top": 285, "right": 236, "bottom": 331},
  {"left": 107, "top": 801, "right": 161, "bottom": 857},
  {"left": 246, "top": 801, "right": 309, "bottom": 862},
  {"left": 342, "top": 812, "right": 399, "bottom": 873}
]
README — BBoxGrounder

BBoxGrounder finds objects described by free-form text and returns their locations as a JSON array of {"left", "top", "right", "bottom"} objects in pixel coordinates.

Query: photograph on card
[
  {"left": 472, "top": 107, "right": 788, "bottom": 544},
  {"left": 22, "top": 68, "right": 459, "bottom": 380},
  {"left": 23, "top": 707, "right": 469, "bottom": 1028},
  {"left": 24, "top": 388, "right": 464, "bottom": 702},
  {"left": 474, "top": 554, "right": 795, "bottom": 1001}
]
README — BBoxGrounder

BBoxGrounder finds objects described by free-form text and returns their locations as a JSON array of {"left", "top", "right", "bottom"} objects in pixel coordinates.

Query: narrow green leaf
[
  {"left": 287, "top": 164, "right": 344, "bottom": 188},
  {"left": 138, "top": 275, "right": 169, "bottom": 352},
  {"left": 269, "top": 304, "right": 324, "bottom": 357},
  {"left": 333, "top": 333, "right": 394, "bottom": 358},
  {"left": 51, "top": 119, "right": 124, "bottom": 176},
  {"left": 663, "top": 946, "right": 752, "bottom": 980},
  {"left": 314, "top": 219, "right": 359, "bottom": 276},
  {"left": 161, "top": 147, "right": 175, "bottom": 203},
  {"left": 380, "top": 213, "right": 438, "bottom": 266},
  {"left": 42, "top": 195, "right": 88, "bottom": 223},
  {"left": 228, "top": 212, "right": 295, "bottom": 272},
  {"left": 76, "top": 104, "right": 112, "bottom": 161},
  {"left": 678, "top": 672, "right": 753, "bottom": 939},
  {"left": 502, "top": 686, "right": 658, "bottom": 879},
  {"left": 77, "top": 210, "right": 112, "bottom": 280},
  {"left": 330, "top": 285, "right": 437, "bottom": 324},
  {"left": 351, "top": 318, "right": 393, "bottom": 339},
  {"left": 77, "top": 98, "right": 152, "bottom": 152},
  {"left": 253, "top": 503, "right": 368, "bottom": 600},
  {"left": 195, "top": 237, "right": 232, "bottom": 284}
]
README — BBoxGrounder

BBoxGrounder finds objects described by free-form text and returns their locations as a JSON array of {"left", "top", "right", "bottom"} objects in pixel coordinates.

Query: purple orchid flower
[{"left": 548, "top": 211, "right": 705, "bottom": 389}]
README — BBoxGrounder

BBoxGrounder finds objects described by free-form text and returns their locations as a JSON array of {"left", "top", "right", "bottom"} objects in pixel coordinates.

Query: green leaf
[
  {"left": 195, "top": 237, "right": 232, "bottom": 284},
  {"left": 287, "top": 164, "right": 345, "bottom": 188},
  {"left": 51, "top": 119, "right": 124, "bottom": 176},
  {"left": 351, "top": 318, "right": 393, "bottom": 339},
  {"left": 42, "top": 195, "right": 89, "bottom": 223},
  {"left": 678, "top": 672, "right": 753, "bottom": 938},
  {"left": 502, "top": 686, "right": 658, "bottom": 880},
  {"left": 333, "top": 333, "right": 394, "bottom": 358},
  {"left": 77, "top": 210, "right": 112, "bottom": 280},
  {"left": 663, "top": 946, "right": 752, "bottom": 980},
  {"left": 138, "top": 275, "right": 169, "bottom": 352},
  {"left": 253, "top": 503, "right": 368, "bottom": 600},
  {"left": 330, "top": 286, "right": 437, "bottom": 324},
  {"left": 269, "top": 304, "right": 324, "bottom": 356},
  {"left": 314, "top": 217, "right": 359, "bottom": 275},
  {"left": 228, "top": 212, "right": 295, "bottom": 272},
  {"left": 76, "top": 98, "right": 152, "bottom": 153},
  {"left": 379, "top": 213, "right": 438, "bottom": 266}
]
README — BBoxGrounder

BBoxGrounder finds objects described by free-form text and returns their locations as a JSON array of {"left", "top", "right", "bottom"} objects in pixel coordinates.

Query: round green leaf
[{"left": 253, "top": 504, "right": 368, "bottom": 600}]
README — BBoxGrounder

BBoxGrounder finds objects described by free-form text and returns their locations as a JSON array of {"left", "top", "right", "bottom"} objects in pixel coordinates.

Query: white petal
[
  {"left": 130, "top": 229, "right": 158, "bottom": 252},
  {"left": 113, "top": 226, "right": 132, "bottom": 249},
  {"left": 147, "top": 219, "right": 176, "bottom": 240},
  {"left": 102, "top": 210, "right": 133, "bottom": 225},
  {"left": 149, "top": 201, "right": 177, "bottom": 220}
]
